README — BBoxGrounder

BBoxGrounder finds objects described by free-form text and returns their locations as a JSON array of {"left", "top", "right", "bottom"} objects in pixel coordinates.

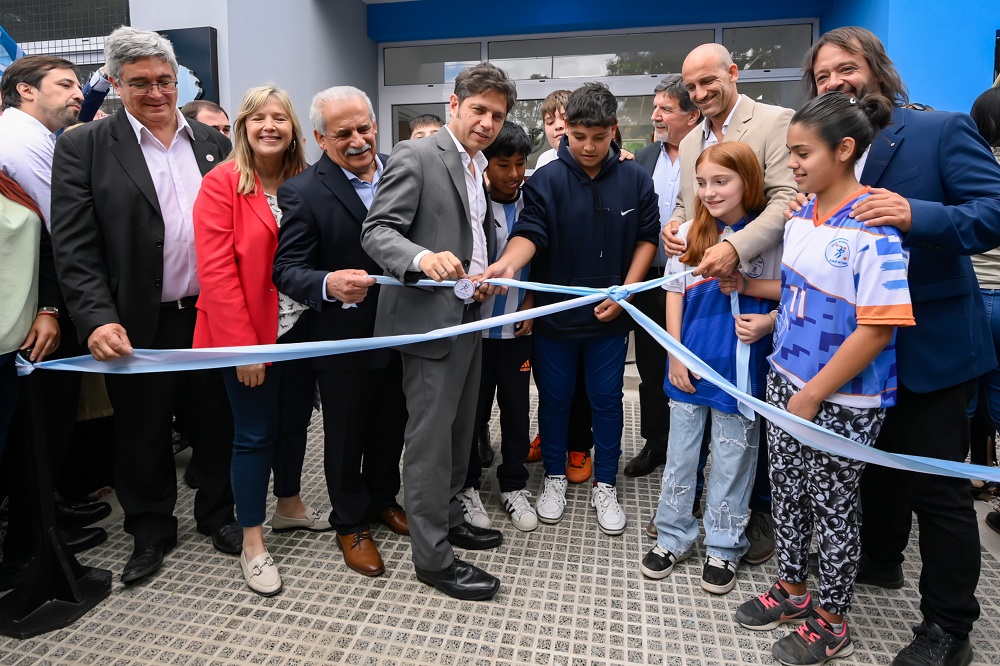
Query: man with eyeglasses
[{"left": 50, "top": 26, "right": 239, "bottom": 585}]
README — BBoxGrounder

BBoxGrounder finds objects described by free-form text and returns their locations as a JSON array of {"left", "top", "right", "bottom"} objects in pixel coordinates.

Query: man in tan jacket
[
  {"left": 666, "top": 43, "right": 796, "bottom": 276},
  {"left": 662, "top": 43, "right": 797, "bottom": 565}
]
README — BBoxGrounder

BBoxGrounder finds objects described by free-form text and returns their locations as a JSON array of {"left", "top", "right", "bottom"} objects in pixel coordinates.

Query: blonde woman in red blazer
[{"left": 193, "top": 86, "right": 323, "bottom": 596}]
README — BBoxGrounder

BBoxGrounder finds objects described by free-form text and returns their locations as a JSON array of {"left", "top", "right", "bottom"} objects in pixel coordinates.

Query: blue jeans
[
  {"left": 654, "top": 400, "right": 759, "bottom": 561},
  {"left": 223, "top": 360, "right": 313, "bottom": 528},
  {"left": 968, "top": 288, "right": 1000, "bottom": 427},
  {"left": 533, "top": 334, "right": 628, "bottom": 485}
]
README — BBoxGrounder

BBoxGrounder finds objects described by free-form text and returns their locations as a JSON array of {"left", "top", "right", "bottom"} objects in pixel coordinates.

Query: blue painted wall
[
  {"left": 368, "top": 0, "right": 998, "bottom": 113},
  {"left": 367, "top": 0, "right": 833, "bottom": 41},
  {"left": 821, "top": 0, "right": 995, "bottom": 112},
  {"left": 885, "top": 1, "right": 996, "bottom": 113}
]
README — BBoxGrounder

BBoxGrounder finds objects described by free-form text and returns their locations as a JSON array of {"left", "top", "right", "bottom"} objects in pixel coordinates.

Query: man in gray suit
[{"left": 361, "top": 62, "right": 516, "bottom": 601}]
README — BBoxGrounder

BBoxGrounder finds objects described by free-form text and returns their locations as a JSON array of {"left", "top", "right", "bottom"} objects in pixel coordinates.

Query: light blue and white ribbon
[{"left": 16, "top": 272, "right": 1000, "bottom": 482}]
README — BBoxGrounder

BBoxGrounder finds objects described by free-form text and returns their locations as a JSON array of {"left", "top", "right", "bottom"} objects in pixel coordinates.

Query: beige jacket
[{"left": 669, "top": 94, "right": 797, "bottom": 272}]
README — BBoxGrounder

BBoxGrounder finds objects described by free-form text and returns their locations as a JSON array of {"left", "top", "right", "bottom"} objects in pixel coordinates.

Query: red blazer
[{"left": 193, "top": 163, "right": 279, "bottom": 349}]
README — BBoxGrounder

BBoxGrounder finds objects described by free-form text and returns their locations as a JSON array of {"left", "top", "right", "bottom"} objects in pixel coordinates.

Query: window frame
[{"left": 377, "top": 17, "right": 819, "bottom": 153}]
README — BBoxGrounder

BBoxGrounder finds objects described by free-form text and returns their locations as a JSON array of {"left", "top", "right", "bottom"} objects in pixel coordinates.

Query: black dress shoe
[
  {"left": 208, "top": 522, "right": 242, "bottom": 554},
  {"left": 624, "top": 441, "right": 667, "bottom": 477},
  {"left": 122, "top": 543, "right": 170, "bottom": 584},
  {"left": 891, "top": 620, "right": 973, "bottom": 666},
  {"left": 58, "top": 526, "right": 108, "bottom": 555},
  {"left": 808, "top": 551, "right": 904, "bottom": 589},
  {"left": 447, "top": 522, "right": 503, "bottom": 550},
  {"left": 55, "top": 498, "right": 112, "bottom": 528},
  {"left": 414, "top": 557, "right": 500, "bottom": 600},
  {"left": 183, "top": 463, "right": 201, "bottom": 489},
  {"left": 856, "top": 553, "right": 904, "bottom": 589}
]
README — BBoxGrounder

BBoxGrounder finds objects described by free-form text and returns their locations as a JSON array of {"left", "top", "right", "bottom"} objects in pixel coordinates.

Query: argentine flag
[{"left": 0, "top": 24, "right": 25, "bottom": 74}]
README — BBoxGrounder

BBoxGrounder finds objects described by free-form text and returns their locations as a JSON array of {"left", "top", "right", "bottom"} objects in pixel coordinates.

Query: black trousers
[
  {"left": 104, "top": 306, "right": 234, "bottom": 549},
  {"left": 632, "top": 268, "right": 671, "bottom": 450},
  {"left": 567, "top": 359, "right": 593, "bottom": 453},
  {"left": 316, "top": 352, "right": 407, "bottom": 535},
  {"left": 468, "top": 336, "right": 531, "bottom": 492},
  {"left": 860, "top": 379, "right": 981, "bottom": 638},
  {"left": 2, "top": 319, "right": 84, "bottom": 562}
]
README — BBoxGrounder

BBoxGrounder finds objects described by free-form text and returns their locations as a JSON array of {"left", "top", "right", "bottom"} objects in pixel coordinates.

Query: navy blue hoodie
[{"left": 511, "top": 136, "right": 659, "bottom": 339}]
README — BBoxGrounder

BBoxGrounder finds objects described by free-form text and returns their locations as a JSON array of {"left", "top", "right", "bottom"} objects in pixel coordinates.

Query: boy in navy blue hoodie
[{"left": 478, "top": 83, "right": 659, "bottom": 535}]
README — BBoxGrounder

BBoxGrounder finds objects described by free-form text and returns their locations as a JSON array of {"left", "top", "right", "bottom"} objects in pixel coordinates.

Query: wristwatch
[{"left": 37, "top": 306, "right": 60, "bottom": 318}]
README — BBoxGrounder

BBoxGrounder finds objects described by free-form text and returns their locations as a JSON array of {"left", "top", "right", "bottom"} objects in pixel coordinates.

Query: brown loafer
[
  {"left": 373, "top": 505, "right": 409, "bottom": 536},
  {"left": 336, "top": 531, "right": 384, "bottom": 577}
]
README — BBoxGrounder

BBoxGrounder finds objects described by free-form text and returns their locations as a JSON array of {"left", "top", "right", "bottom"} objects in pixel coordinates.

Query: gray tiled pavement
[{"left": 1, "top": 385, "right": 999, "bottom": 665}]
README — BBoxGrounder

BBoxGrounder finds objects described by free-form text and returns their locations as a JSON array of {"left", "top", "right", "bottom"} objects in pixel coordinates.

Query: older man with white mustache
[{"left": 272, "top": 86, "right": 409, "bottom": 578}]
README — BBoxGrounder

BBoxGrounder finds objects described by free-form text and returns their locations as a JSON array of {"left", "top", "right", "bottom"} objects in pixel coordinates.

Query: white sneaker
[
  {"left": 456, "top": 487, "right": 491, "bottom": 528},
  {"left": 536, "top": 475, "right": 568, "bottom": 524},
  {"left": 591, "top": 482, "right": 627, "bottom": 535},
  {"left": 240, "top": 549, "right": 282, "bottom": 596},
  {"left": 501, "top": 489, "right": 538, "bottom": 532}
]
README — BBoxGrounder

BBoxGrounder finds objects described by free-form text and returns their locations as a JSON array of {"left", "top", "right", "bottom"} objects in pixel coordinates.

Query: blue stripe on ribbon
[{"left": 17, "top": 269, "right": 999, "bottom": 482}]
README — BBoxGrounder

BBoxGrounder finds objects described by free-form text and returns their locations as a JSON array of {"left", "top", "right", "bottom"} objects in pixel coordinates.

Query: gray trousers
[{"left": 400, "top": 310, "right": 482, "bottom": 571}]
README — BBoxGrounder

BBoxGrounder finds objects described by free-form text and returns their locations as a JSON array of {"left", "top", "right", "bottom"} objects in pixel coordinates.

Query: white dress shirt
[
  {"left": 701, "top": 95, "right": 744, "bottom": 149},
  {"left": 410, "top": 127, "right": 489, "bottom": 284},
  {"left": 651, "top": 145, "right": 682, "bottom": 267},
  {"left": 0, "top": 107, "right": 58, "bottom": 229},
  {"left": 123, "top": 108, "right": 203, "bottom": 302},
  {"left": 444, "top": 127, "right": 489, "bottom": 278}
]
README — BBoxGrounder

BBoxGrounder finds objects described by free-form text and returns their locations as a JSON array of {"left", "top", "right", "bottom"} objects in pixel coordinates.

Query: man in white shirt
[
  {"left": 665, "top": 43, "right": 796, "bottom": 277},
  {"left": 0, "top": 55, "right": 83, "bottom": 227},
  {"left": 361, "top": 62, "right": 514, "bottom": 601},
  {"left": 0, "top": 55, "right": 122, "bottom": 577}
]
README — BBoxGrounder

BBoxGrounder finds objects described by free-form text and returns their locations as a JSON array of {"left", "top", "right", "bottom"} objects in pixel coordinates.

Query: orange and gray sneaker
[
  {"left": 526, "top": 434, "right": 542, "bottom": 462},
  {"left": 566, "top": 450, "right": 593, "bottom": 483}
]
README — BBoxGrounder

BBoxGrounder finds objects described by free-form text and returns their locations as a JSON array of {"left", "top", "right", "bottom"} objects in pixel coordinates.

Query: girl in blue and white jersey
[{"left": 735, "top": 91, "right": 915, "bottom": 666}]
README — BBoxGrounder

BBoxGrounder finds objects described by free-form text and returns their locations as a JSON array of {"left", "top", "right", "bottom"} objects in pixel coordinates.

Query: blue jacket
[
  {"left": 863, "top": 106, "right": 1000, "bottom": 392},
  {"left": 511, "top": 137, "right": 659, "bottom": 339}
]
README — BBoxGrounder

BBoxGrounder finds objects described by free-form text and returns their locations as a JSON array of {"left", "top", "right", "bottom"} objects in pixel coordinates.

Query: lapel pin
[
  {"left": 890, "top": 142, "right": 895, "bottom": 147},
  {"left": 206, "top": 154, "right": 214, "bottom": 162}
]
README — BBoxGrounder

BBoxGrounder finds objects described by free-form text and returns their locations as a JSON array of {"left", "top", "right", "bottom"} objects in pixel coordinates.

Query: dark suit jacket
[
  {"left": 50, "top": 109, "right": 231, "bottom": 346},
  {"left": 635, "top": 142, "right": 661, "bottom": 176},
  {"left": 862, "top": 106, "right": 1000, "bottom": 392},
  {"left": 360, "top": 131, "right": 496, "bottom": 359},
  {"left": 272, "top": 152, "right": 391, "bottom": 371}
]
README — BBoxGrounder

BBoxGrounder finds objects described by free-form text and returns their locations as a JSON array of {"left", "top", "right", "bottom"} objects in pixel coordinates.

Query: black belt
[{"left": 161, "top": 296, "right": 198, "bottom": 309}]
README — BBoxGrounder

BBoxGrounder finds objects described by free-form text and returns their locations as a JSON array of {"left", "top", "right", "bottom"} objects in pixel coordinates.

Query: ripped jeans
[{"left": 653, "top": 400, "right": 759, "bottom": 562}]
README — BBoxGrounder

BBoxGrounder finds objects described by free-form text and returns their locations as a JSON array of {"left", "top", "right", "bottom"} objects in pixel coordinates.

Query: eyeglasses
[{"left": 126, "top": 80, "right": 178, "bottom": 95}]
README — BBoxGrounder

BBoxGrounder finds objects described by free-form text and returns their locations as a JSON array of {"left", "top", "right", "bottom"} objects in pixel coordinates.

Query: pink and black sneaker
[
  {"left": 736, "top": 580, "right": 812, "bottom": 631},
  {"left": 771, "top": 609, "right": 854, "bottom": 666}
]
